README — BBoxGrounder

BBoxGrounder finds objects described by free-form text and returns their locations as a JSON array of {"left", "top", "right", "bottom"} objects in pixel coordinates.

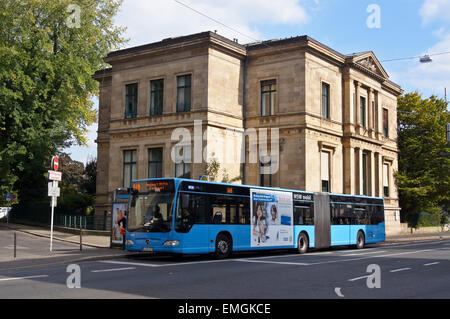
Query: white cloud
[
  {"left": 115, "top": 0, "right": 309, "bottom": 47},
  {"left": 420, "top": 0, "right": 450, "bottom": 25}
]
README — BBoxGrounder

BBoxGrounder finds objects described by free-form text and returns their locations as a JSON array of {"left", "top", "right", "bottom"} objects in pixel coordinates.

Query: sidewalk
[
  {"left": 2, "top": 222, "right": 111, "bottom": 248},
  {"left": 0, "top": 222, "right": 138, "bottom": 270},
  {"left": 385, "top": 231, "right": 450, "bottom": 243}
]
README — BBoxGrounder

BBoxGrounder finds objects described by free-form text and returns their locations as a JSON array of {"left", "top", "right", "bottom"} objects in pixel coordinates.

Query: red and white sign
[
  {"left": 51, "top": 156, "right": 59, "bottom": 171},
  {"left": 48, "top": 170, "right": 62, "bottom": 181}
]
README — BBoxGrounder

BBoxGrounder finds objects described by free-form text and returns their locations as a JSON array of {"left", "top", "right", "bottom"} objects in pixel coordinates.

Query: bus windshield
[{"left": 128, "top": 181, "right": 175, "bottom": 233}]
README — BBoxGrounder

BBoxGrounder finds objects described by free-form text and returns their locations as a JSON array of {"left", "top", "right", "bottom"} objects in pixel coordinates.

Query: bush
[{"left": 417, "top": 207, "right": 442, "bottom": 227}]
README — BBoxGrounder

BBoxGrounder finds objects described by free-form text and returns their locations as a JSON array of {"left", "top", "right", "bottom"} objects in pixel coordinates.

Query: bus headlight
[
  {"left": 126, "top": 240, "right": 135, "bottom": 245},
  {"left": 163, "top": 240, "right": 180, "bottom": 247}
]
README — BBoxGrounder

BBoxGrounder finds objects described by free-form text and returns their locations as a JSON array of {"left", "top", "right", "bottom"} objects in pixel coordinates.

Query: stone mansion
[{"left": 94, "top": 31, "right": 403, "bottom": 234}]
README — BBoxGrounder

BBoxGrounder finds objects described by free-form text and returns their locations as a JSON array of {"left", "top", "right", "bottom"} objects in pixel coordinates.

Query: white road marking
[
  {"left": 0, "top": 275, "right": 49, "bottom": 282},
  {"left": 100, "top": 261, "right": 161, "bottom": 268},
  {"left": 341, "top": 250, "right": 386, "bottom": 256},
  {"left": 348, "top": 275, "right": 371, "bottom": 282},
  {"left": 424, "top": 262, "right": 440, "bottom": 266},
  {"left": 334, "top": 287, "right": 345, "bottom": 297},
  {"left": 390, "top": 268, "right": 411, "bottom": 273},
  {"left": 306, "top": 249, "right": 436, "bottom": 266},
  {"left": 234, "top": 259, "right": 309, "bottom": 266},
  {"left": 91, "top": 267, "right": 136, "bottom": 273},
  {"left": 99, "top": 259, "right": 232, "bottom": 268},
  {"left": 97, "top": 244, "right": 445, "bottom": 269}
]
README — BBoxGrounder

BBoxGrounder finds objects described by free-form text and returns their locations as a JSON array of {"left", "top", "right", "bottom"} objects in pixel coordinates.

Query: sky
[{"left": 65, "top": 0, "right": 450, "bottom": 164}]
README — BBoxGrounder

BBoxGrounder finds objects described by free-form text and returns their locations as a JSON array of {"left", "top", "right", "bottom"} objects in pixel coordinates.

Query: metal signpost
[
  {"left": 48, "top": 156, "right": 61, "bottom": 252},
  {"left": 6, "top": 193, "right": 10, "bottom": 223}
]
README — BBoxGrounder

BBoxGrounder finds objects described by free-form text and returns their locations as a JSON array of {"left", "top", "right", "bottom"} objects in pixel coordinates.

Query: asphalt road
[{"left": 0, "top": 236, "right": 449, "bottom": 299}]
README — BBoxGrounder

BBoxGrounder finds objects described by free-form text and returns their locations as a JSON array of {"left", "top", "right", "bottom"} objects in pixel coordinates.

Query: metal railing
[{"left": 54, "top": 214, "right": 111, "bottom": 231}]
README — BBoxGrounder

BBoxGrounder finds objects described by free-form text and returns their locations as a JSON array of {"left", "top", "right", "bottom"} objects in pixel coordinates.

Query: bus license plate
[{"left": 143, "top": 247, "right": 153, "bottom": 252}]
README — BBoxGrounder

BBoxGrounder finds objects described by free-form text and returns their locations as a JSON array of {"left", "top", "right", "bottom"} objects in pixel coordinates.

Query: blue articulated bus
[{"left": 124, "top": 178, "right": 385, "bottom": 258}]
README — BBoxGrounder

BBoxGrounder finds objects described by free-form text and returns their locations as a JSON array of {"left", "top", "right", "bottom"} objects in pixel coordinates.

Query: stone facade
[{"left": 94, "top": 32, "right": 403, "bottom": 235}]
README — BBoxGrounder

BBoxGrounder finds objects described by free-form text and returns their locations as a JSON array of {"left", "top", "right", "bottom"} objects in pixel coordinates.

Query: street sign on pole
[
  {"left": 48, "top": 181, "right": 60, "bottom": 197},
  {"left": 48, "top": 170, "right": 62, "bottom": 181},
  {"left": 49, "top": 156, "right": 61, "bottom": 252},
  {"left": 51, "top": 156, "right": 59, "bottom": 171}
]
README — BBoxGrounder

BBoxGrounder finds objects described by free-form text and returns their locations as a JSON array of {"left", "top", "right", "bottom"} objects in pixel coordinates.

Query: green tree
[
  {"left": 57, "top": 154, "right": 95, "bottom": 215},
  {"left": 80, "top": 157, "right": 96, "bottom": 195},
  {"left": 396, "top": 92, "right": 450, "bottom": 226},
  {"left": 0, "top": 0, "right": 125, "bottom": 203},
  {"left": 205, "top": 158, "right": 220, "bottom": 182},
  {"left": 204, "top": 158, "right": 241, "bottom": 183},
  {"left": 59, "top": 153, "right": 84, "bottom": 189}
]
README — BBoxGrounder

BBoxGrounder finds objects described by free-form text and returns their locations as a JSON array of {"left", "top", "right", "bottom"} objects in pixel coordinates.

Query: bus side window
[
  {"left": 209, "top": 196, "right": 226, "bottom": 224},
  {"left": 229, "top": 203, "right": 239, "bottom": 224},
  {"left": 239, "top": 197, "right": 250, "bottom": 225},
  {"left": 294, "top": 203, "right": 313, "bottom": 225}
]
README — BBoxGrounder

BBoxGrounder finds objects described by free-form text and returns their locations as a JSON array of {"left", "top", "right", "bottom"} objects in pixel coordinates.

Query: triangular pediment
[{"left": 347, "top": 52, "right": 389, "bottom": 79}]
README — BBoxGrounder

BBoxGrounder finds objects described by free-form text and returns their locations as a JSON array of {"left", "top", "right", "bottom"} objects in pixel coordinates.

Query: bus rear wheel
[
  {"left": 214, "top": 234, "right": 232, "bottom": 259},
  {"left": 356, "top": 231, "right": 365, "bottom": 249},
  {"left": 297, "top": 232, "right": 309, "bottom": 254}
]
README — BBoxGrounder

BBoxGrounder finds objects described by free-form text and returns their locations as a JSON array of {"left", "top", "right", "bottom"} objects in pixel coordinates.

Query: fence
[
  {"left": 7, "top": 203, "right": 111, "bottom": 231},
  {"left": 54, "top": 214, "right": 111, "bottom": 231}
]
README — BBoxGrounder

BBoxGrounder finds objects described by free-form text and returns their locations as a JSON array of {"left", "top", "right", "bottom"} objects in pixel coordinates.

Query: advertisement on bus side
[{"left": 250, "top": 189, "right": 293, "bottom": 247}]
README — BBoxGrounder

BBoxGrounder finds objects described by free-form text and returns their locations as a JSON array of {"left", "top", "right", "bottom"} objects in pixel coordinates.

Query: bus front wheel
[
  {"left": 356, "top": 231, "right": 365, "bottom": 249},
  {"left": 297, "top": 232, "right": 309, "bottom": 254},
  {"left": 215, "top": 233, "right": 232, "bottom": 259}
]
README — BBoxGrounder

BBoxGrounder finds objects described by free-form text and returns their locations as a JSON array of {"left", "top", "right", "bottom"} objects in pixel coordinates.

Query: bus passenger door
[
  {"left": 330, "top": 203, "right": 352, "bottom": 245},
  {"left": 313, "top": 193, "right": 331, "bottom": 249},
  {"left": 177, "top": 192, "right": 210, "bottom": 254}
]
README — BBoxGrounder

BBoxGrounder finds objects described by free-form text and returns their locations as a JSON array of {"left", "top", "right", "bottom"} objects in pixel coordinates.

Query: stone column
[
  {"left": 355, "top": 82, "right": 361, "bottom": 126},
  {"left": 343, "top": 76, "right": 354, "bottom": 127},
  {"left": 138, "top": 144, "right": 145, "bottom": 180},
  {"left": 374, "top": 90, "right": 379, "bottom": 132},
  {"left": 370, "top": 151, "right": 375, "bottom": 196},
  {"left": 376, "top": 152, "right": 383, "bottom": 197},
  {"left": 355, "top": 147, "right": 362, "bottom": 195},
  {"left": 344, "top": 146, "right": 355, "bottom": 194},
  {"left": 368, "top": 88, "right": 373, "bottom": 131}
]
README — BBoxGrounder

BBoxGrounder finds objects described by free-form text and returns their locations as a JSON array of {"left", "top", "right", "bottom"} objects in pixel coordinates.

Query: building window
[
  {"left": 123, "top": 150, "right": 137, "bottom": 188},
  {"left": 360, "top": 96, "right": 366, "bottom": 127},
  {"left": 177, "top": 75, "right": 191, "bottom": 112},
  {"left": 261, "top": 80, "right": 276, "bottom": 116},
  {"left": 383, "top": 163, "right": 389, "bottom": 197},
  {"left": 174, "top": 145, "right": 191, "bottom": 178},
  {"left": 148, "top": 148, "right": 163, "bottom": 178},
  {"left": 383, "top": 108, "right": 389, "bottom": 137},
  {"left": 125, "top": 83, "right": 138, "bottom": 118},
  {"left": 150, "top": 79, "right": 164, "bottom": 115},
  {"left": 321, "top": 82, "right": 330, "bottom": 119},
  {"left": 321, "top": 151, "right": 330, "bottom": 192},
  {"left": 362, "top": 152, "right": 368, "bottom": 195}
]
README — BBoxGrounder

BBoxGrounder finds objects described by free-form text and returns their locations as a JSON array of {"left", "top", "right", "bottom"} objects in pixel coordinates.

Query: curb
[{"left": 385, "top": 234, "right": 450, "bottom": 243}]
